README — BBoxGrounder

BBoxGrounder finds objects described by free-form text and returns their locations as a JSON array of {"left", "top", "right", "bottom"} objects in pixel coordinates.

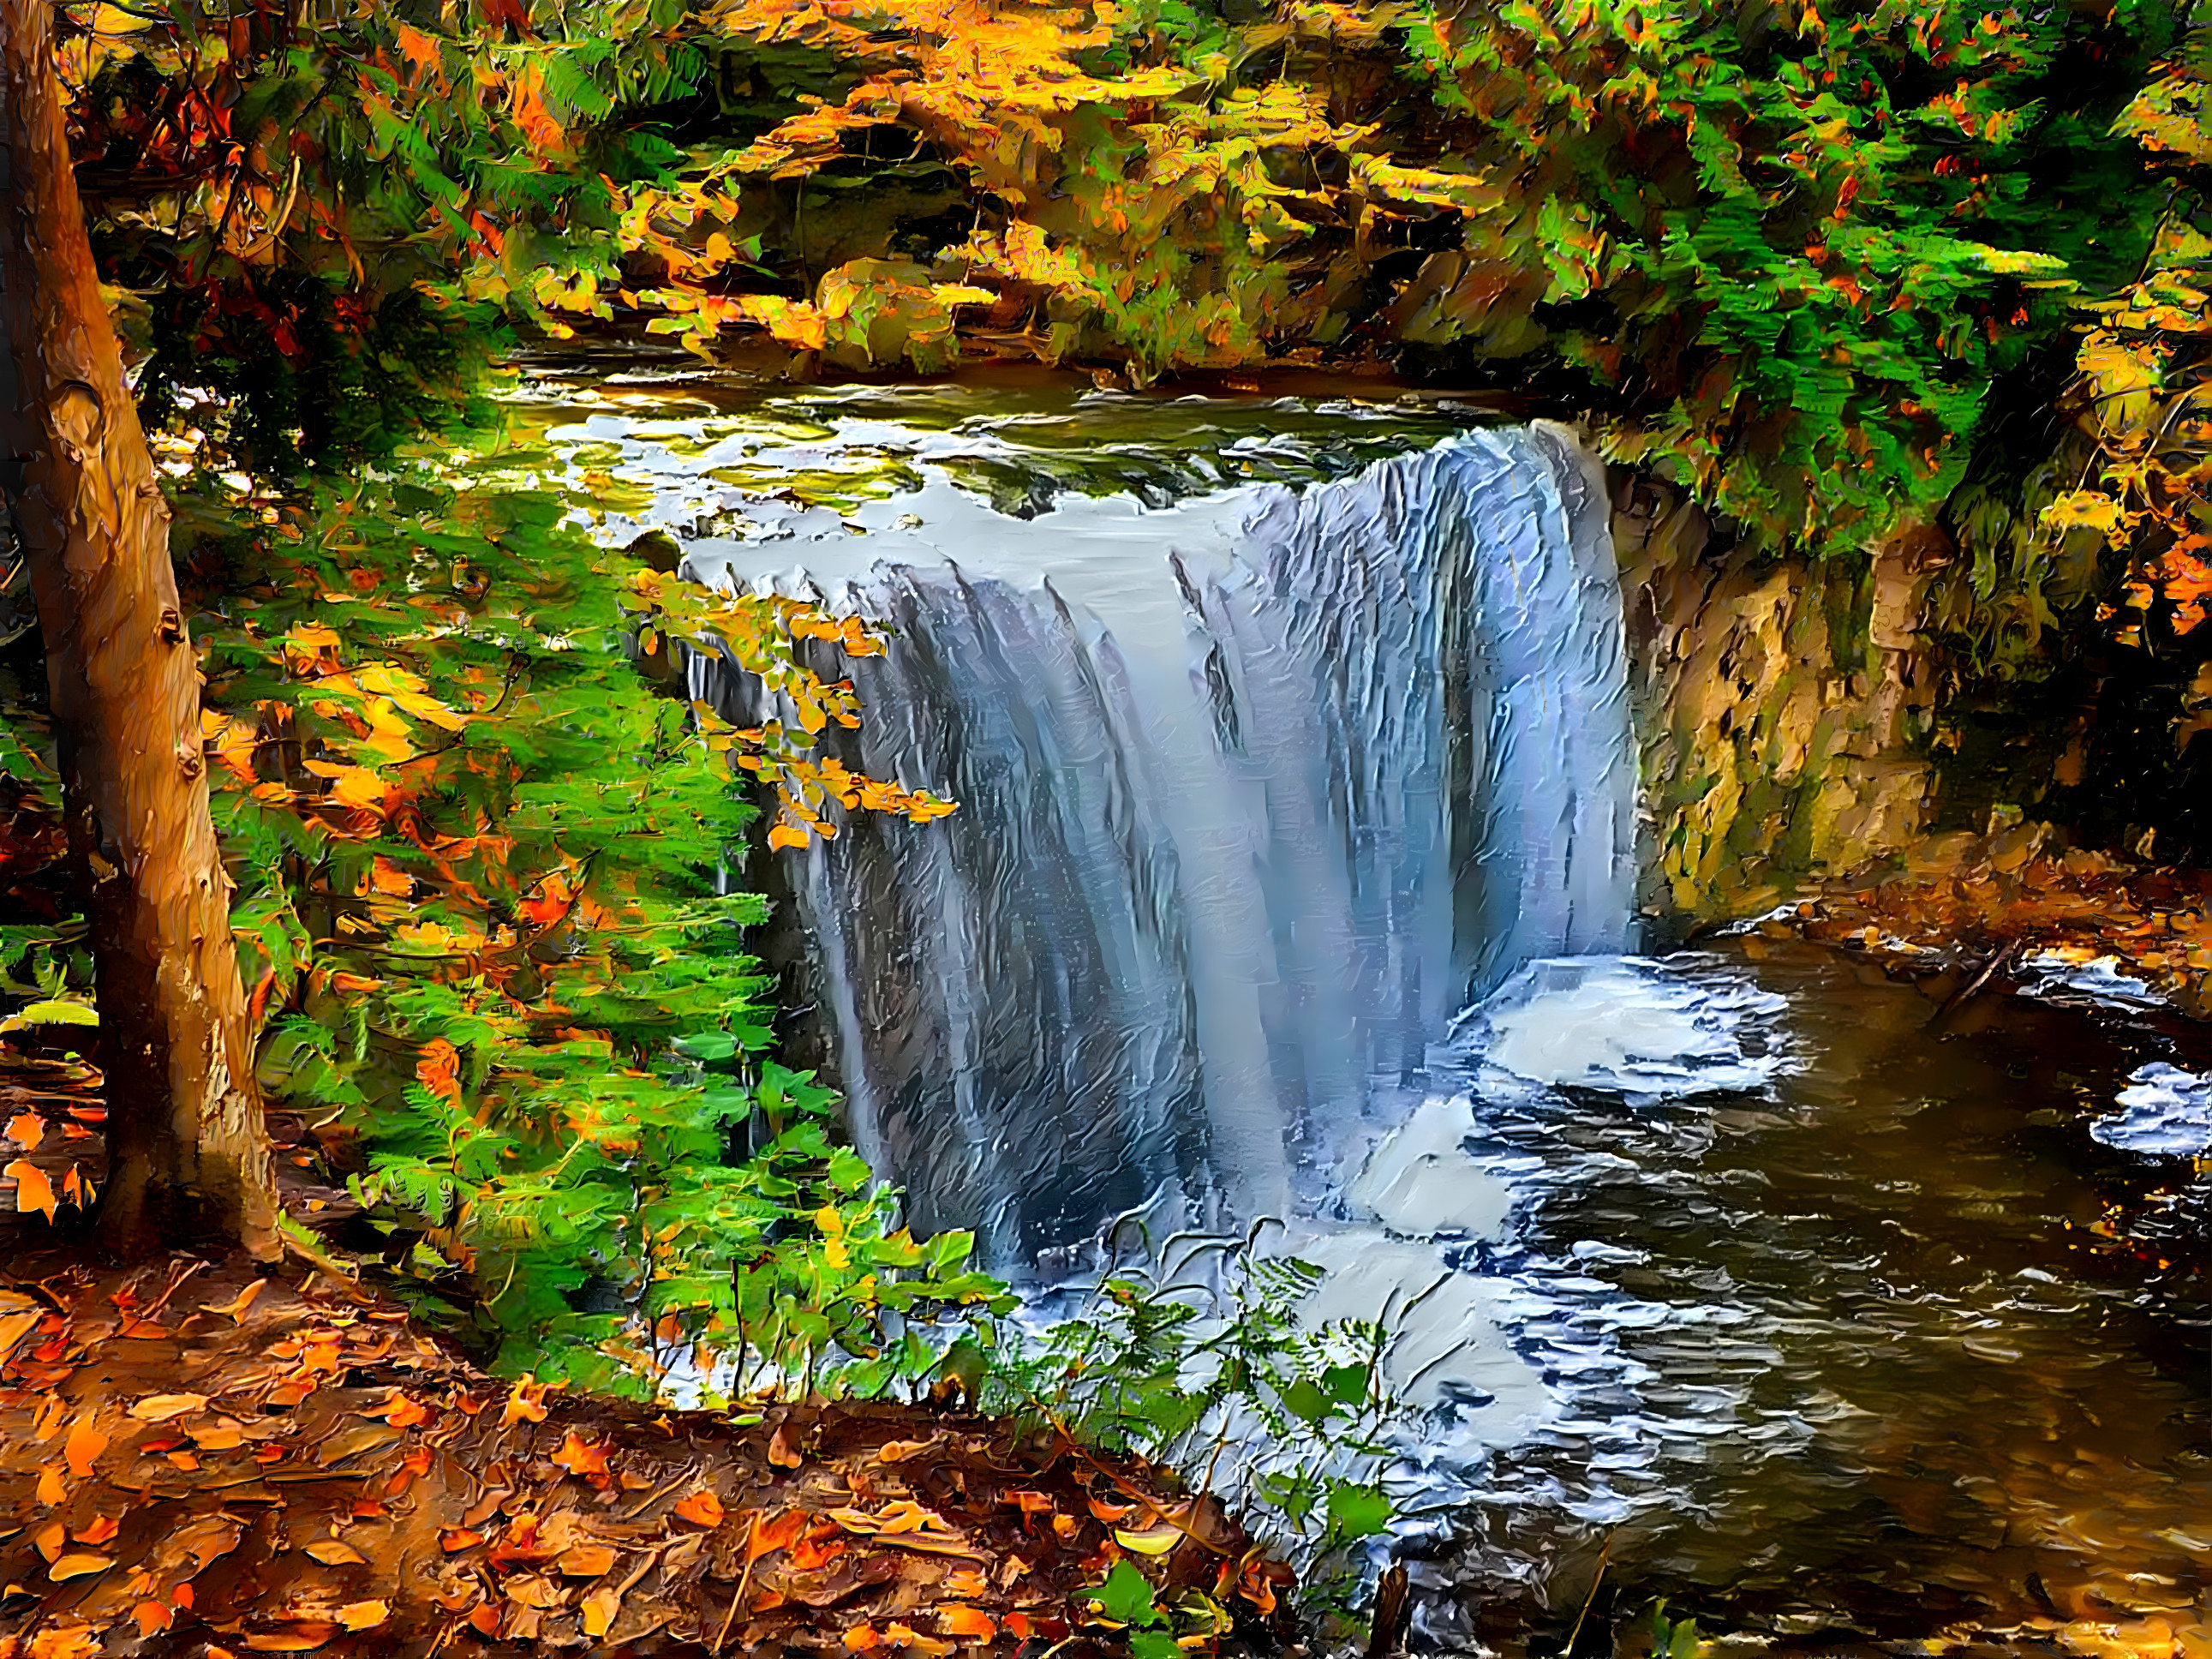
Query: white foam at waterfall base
[
  {"left": 1276, "top": 955, "right": 1804, "bottom": 1530},
  {"left": 2017, "top": 949, "right": 2166, "bottom": 1011},
  {"left": 1455, "top": 956, "right": 1794, "bottom": 1101},
  {"left": 2095, "top": 1063, "right": 2212, "bottom": 1156}
]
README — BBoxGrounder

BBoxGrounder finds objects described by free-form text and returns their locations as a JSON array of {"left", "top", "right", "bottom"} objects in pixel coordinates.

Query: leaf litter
[{"left": 0, "top": 1051, "right": 1296, "bottom": 1657}]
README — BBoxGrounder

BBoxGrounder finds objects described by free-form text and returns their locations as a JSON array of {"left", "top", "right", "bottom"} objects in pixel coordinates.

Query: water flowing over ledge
[{"left": 689, "top": 424, "right": 1639, "bottom": 1265}]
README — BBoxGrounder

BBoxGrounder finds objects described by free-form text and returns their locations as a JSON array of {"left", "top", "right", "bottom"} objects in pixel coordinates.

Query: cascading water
[
  {"left": 685, "top": 423, "right": 1639, "bottom": 1265},
  {"left": 505, "top": 369, "right": 2212, "bottom": 1647}
]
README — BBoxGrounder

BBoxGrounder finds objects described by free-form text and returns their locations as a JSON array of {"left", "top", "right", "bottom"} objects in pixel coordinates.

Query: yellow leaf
[
  {"left": 0, "top": 998, "right": 98, "bottom": 1034},
  {"left": 48, "top": 1552, "right": 113, "bottom": 1581},
  {"left": 130, "top": 1393, "right": 210, "bottom": 1422},
  {"left": 1114, "top": 1524, "right": 1183, "bottom": 1555},
  {"left": 582, "top": 1586, "right": 621, "bottom": 1636},
  {"left": 558, "top": 1543, "right": 618, "bottom": 1577},
  {"left": 27, "top": 1625, "right": 103, "bottom": 1659},
  {"left": 2041, "top": 489, "right": 2126, "bottom": 539},
  {"left": 355, "top": 662, "right": 469, "bottom": 731},
  {"left": 338, "top": 1601, "right": 390, "bottom": 1631},
  {"left": 301, "top": 763, "right": 392, "bottom": 814},
  {"left": 304, "top": 1539, "right": 368, "bottom": 1565}
]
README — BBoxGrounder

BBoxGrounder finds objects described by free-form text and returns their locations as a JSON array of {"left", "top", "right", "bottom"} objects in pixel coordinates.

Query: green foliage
[
  {"left": 60, "top": 0, "right": 2204, "bottom": 571},
  {"left": 590, "top": 0, "right": 2191, "bottom": 562},
  {"left": 980, "top": 1230, "right": 1400, "bottom": 1608},
  {"left": 65, "top": 0, "right": 712, "bottom": 469},
  {"left": 1641, "top": 1598, "right": 1710, "bottom": 1659},
  {"left": 1378, "top": 0, "right": 2182, "bottom": 549},
  {"left": 156, "top": 441, "right": 998, "bottom": 1394}
]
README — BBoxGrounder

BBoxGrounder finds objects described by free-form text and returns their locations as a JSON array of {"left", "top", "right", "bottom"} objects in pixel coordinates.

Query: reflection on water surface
[{"left": 1418, "top": 939, "right": 2209, "bottom": 1657}]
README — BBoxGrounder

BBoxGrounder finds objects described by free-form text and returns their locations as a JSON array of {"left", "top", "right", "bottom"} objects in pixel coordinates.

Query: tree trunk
[{"left": 0, "top": 0, "right": 278, "bottom": 1258}]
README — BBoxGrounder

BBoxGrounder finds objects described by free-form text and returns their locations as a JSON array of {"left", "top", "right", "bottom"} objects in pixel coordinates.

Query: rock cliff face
[{"left": 1616, "top": 470, "right": 1952, "bottom": 920}]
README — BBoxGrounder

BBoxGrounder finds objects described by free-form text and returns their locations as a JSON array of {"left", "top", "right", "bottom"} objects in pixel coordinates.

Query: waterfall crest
[{"left": 691, "top": 423, "right": 1636, "bottom": 1265}]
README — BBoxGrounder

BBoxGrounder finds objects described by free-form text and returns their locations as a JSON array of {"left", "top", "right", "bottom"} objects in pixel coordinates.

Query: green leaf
[
  {"left": 0, "top": 998, "right": 99, "bottom": 1033},
  {"left": 1325, "top": 1478, "right": 1393, "bottom": 1540},
  {"left": 1094, "top": 1560, "right": 1164, "bottom": 1628},
  {"left": 1278, "top": 1376, "right": 1332, "bottom": 1426}
]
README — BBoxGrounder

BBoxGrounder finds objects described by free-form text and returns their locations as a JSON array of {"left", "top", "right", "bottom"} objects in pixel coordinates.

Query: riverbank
[
  {"left": 1766, "top": 822, "right": 2212, "bottom": 1018},
  {"left": 0, "top": 1058, "right": 1294, "bottom": 1659}
]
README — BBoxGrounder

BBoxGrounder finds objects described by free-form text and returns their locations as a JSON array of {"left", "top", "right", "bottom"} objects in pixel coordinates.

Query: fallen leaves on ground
[{"left": 0, "top": 1051, "right": 1293, "bottom": 1656}]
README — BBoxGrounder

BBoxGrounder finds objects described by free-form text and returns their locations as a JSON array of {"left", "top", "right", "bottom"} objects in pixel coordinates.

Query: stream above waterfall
[{"left": 471, "top": 354, "right": 2212, "bottom": 1656}]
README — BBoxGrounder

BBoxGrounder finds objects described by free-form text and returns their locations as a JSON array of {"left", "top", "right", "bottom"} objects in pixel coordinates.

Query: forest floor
[
  {"left": 0, "top": 1057, "right": 1294, "bottom": 1659},
  {"left": 1760, "top": 822, "right": 2212, "bottom": 1019}
]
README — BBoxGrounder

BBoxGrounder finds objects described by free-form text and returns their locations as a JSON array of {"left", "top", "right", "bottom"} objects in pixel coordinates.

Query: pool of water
[
  {"left": 444, "top": 357, "right": 2211, "bottom": 1657},
  {"left": 1401, "top": 937, "right": 2211, "bottom": 1656}
]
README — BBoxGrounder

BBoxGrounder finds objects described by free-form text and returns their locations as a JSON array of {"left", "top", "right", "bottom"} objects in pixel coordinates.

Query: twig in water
[
  {"left": 1563, "top": 1527, "right": 1617, "bottom": 1659},
  {"left": 1929, "top": 938, "right": 2021, "bottom": 1030}
]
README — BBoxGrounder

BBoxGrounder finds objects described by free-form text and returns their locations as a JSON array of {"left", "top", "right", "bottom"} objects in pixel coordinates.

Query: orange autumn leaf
[
  {"left": 939, "top": 1606, "right": 995, "bottom": 1639},
  {"left": 48, "top": 1552, "right": 112, "bottom": 1581},
  {"left": 63, "top": 1419, "right": 107, "bottom": 1478},
  {"left": 131, "top": 1392, "right": 210, "bottom": 1422},
  {"left": 5, "top": 1111, "right": 42, "bottom": 1150},
  {"left": 415, "top": 1038, "right": 463, "bottom": 1106},
  {"left": 882, "top": 1622, "right": 954, "bottom": 1656},
  {"left": 557, "top": 1543, "right": 618, "bottom": 1577},
  {"left": 134, "top": 1602, "right": 176, "bottom": 1638},
  {"left": 500, "top": 1380, "right": 549, "bottom": 1426},
  {"left": 768, "top": 1420, "right": 804, "bottom": 1469},
  {"left": 751, "top": 1509, "right": 810, "bottom": 1560},
  {"left": 26, "top": 1625, "right": 102, "bottom": 1659},
  {"left": 8, "top": 1159, "right": 57, "bottom": 1221},
  {"left": 844, "top": 1625, "right": 882, "bottom": 1651},
  {"left": 337, "top": 1602, "right": 389, "bottom": 1632},
  {"left": 439, "top": 1528, "right": 485, "bottom": 1552},
  {"left": 552, "top": 1430, "right": 607, "bottom": 1478},
  {"left": 791, "top": 1532, "right": 846, "bottom": 1571},
  {"left": 672, "top": 1489, "right": 724, "bottom": 1528},
  {"left": 242, "top": 1629, "right": 338, "bottom": 1652},
  {"left": 75, "top": 1514, "right": 118, "bottom": 1546},
  {"left": 205, "top": 1280, "right": 268, "bottom": 1320},
  {"left": 518, "top": 871, "right": 576, "bottom": 926},
  {"left": 379, "top": 1392, "right": 433, "bottom": 1428}
]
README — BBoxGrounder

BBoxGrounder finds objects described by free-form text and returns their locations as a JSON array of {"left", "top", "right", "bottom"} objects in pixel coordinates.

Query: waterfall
[{"left": 688, "top": 422, "right": 1637, "bottom": 1267}]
